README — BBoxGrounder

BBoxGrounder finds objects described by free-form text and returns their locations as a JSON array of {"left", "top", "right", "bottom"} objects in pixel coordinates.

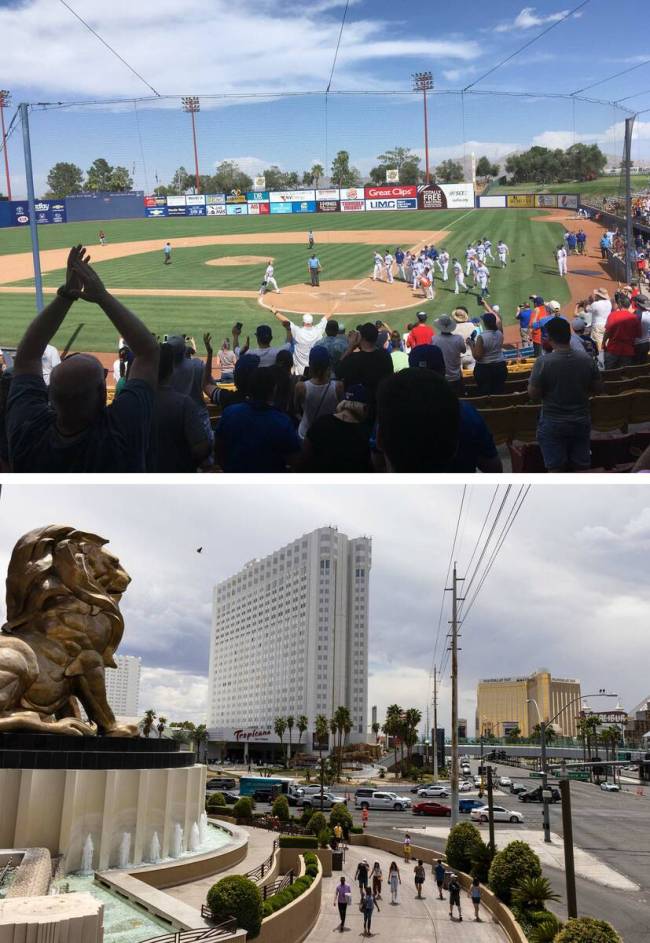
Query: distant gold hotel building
[{"left": 476, "top": 669, "right": 582, "bottom": 738}]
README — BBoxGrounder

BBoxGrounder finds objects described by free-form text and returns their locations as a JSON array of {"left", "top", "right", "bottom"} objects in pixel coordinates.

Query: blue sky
[{"left": 1, "top": 0, "right": 649, "bottom": 196}]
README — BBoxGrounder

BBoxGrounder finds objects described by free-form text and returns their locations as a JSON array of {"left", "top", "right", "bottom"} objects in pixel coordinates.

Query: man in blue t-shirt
[
  {"left": 394, "top": 247, "right": 405, "bottom": 281},
  {"left": 307, "top": 254, "right": 321, "bottom": 287},
  {"left": 515, "top": 302, "right": 532, "bottom": 346}
]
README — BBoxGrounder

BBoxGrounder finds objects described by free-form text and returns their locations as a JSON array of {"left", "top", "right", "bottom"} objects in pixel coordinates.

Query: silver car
[{"left": 354, "top": 791, "right": 412, "bottom": 811}]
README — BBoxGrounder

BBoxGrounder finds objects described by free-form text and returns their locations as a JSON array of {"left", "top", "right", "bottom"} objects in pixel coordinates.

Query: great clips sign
[{"left": 365, "top": 185, "right": 417, "bottom": 199}]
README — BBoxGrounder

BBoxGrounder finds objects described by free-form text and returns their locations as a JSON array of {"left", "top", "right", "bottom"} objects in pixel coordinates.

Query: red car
[{"left": 412, "top": 800, "right": 451, "bottom": 817}]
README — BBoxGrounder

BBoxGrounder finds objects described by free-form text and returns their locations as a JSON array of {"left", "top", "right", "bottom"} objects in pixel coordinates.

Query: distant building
[
  {"left": 625, "top": 696, "right": 650, "bottom": 746},
  {"left": 458, "top": 718, "right": 468, "bottom": 739},
  {"left": 105, "top": 655, "right": 141, "bottom": 717},
  {"left": 476, "top": 669, "right": 581, "bottom": 738}
]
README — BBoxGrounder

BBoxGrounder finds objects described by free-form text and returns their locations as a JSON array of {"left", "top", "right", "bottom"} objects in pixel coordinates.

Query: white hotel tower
[{"left": 208, "top": 527, "right": 371, "bottom": 748}]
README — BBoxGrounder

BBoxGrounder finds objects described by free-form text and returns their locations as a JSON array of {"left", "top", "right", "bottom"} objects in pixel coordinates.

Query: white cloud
[
  {"left": 140, "top": 667, "right": 209, "bottom": 724},
  {"left": 495, "top": 6, "right": 570, "bottom": 32},
  {"left": 219, "top": 156, "right": 269, "bottom": 176}
]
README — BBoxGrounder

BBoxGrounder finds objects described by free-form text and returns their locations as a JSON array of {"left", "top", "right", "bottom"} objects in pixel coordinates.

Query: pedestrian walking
[
  {"left": 361, "top": 807, "right": 369, "bottom": 830},
  {"left": 163, "top": 241, "right": 172, "bottom": 265},
  {"left": 414, "top": 859, "right": 426, "bottom": 899},
  {"left": 355, "top": 859, "right": 370, "bottom": 903},
  {"left": 448, "top": 874, "right": 462, "bottom": 921},
  {"left": 403, "top": 834, "right": 412, "bottom": 863},
  {"left": 469, "top": 877, "right": 482, "bottom": 922},
  {"left": 361, "top": 887, "right": 379, "bottom": 936},
  {"left": 388, "top": 861, "right": 401, "bottom": 904},
  {"left": 433, "top": 859, "right": 446, "bottom": 899},
  {"left": 371, "top": 861, "right": 382, "bottom": 899},
  {"left": 334, "top": 875, "right": 352, "bottom": 932}
]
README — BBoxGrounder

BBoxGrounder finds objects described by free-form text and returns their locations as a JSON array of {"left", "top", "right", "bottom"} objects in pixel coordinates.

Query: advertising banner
[
  {"left": 340, "top": 199, "right": 366, "bottom": 212},
  {"left": 366, "top": 198, "right": 418, "bottom": 211},
  {"left": 248, "top": 202, "right": 270, "bottom": 215},
  {"left": 441, "top": 184, "right": 475, "bottom": 208},
  {"left": 186, "top": 194, "right": 205, "bottom": 206},
  {"left": 506, "top": 194, "right": 535, "bottom": 208},
  {"left": 167, "top": 206, "right": 188, "bottom": 216},
  {"left": 167, "top": 195, "right": 187, "bottom": 207},
  {"left": 339, "top": 187, "right": 364, "bottom": 201},
  {"left": 187, "top": 205, "right": 206, "bottom": 216},
  {"left": 291, "top": 200, "right": 317, "bottom": 214},
  {"left": 270, "top": 202, "right": 293, "bottom": 214},
  {"left": 33, "top": 200, "right": 67, "bottom": 224},
  {"left": 478, "top": 195, "right": 507, "bottom": 208},
  {"left": 11, "top": 203, "right": 30, "bottom": 225},
  {"left": 269, "top": 189, "right": 316, "bottom": 203},
  {"left": 226, "top": 192, "right": 247, "bottom": 204},
  {"left": 254, "top": 176, "right": 266, "bottom": 189},
  {"left": 145, "top": 205, "right": 168, "bottom": 218},
  {"left": 365, "top": 184, "right": 417, "bottom": 199},
  {"left": 535, "top": 194, "right": 557, "bottom": 208},
  {"left": 226, "top": 203, "right": 249, "bottom": 216},
  {"left": 317, "top": 200, "right": 339, "bottom": 213},
  {"left": 558, "top": 193, "right": 578, "bottom": 209},
  {"left": 315, "top": 187, "right": 340, "bottom": 200},
  {"left": 144, "top": 195, "right": 167, "bottom": 208},
  {"left": 246, "top": 191, "right": 270, "bottom": 202},
  {"left": 206, "top": 193, "right": 226, "bottom": 204},
  {"left": 386, "top": 169, "right": 399, "bottom": 183},
  {"left": 207, "top": 203, "right": 227, "bottom": 216}
]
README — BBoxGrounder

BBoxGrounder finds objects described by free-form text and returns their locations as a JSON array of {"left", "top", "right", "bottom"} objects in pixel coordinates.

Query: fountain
[
  {"left": 189, "top": 822, "right": 200, "bottom": 853},
  {"left": 80, "top": 834, "right": 94, "bottom": 875},
  {"left": 149, "top": 832, "right": 161, "bottom": 864},
  {"left": 118, "top": 832, "right": 131, "bottom": 869},
  {"left": 171, "top": 823, "right": 183, "bottom": 858},
  {"left": 199, "top": 812, "right": 209, "bottom": 846}
]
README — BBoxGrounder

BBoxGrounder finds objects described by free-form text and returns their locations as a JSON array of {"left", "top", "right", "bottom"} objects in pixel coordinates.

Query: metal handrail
[
  {"left": 144, "top": 917, "right": 238, "bottom": 943},
  {"left": 244, "top": 839, "right": 278, "bottom": 883},
  {"left": 261, "top": 869, "right": 294, "bottom": 901}
]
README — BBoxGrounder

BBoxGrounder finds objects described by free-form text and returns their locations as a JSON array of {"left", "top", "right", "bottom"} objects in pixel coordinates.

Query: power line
[
  {"left": 325, "top": 0, "right": 351, "bottom": 94},
  {"left": 459, "top": 486, "right": 512, "bottom": 614},
  {"left": 572, "top": 58, "right": 650, "bottom": 96},
  {"left": 430, "top": 486, "right": 466, "bottom": 677},
  {"left": 463, "top": 0, "right": 591, "bottom": 92},
  {"left": 616, "top": 87, "right": 650, "bottom": 105},
  {"left": 57, "top": 0, "right": 161, "bottom": 97}
]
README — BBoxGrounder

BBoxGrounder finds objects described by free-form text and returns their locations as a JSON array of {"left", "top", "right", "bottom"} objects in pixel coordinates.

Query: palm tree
[
  {"left": 142, "top": 709, "right": 157, "bottom": 738},
  {"left": 404, "top": 708, "right": 422, "bottom": 767},
  {"left": 334, "top": 706, "right": 352, "bottom": 779},
  {"left": 194, "top": 723, "right": 209, "bottom": 764},
  {"left": 310, "top": 163, "right": 324, "bottom": 187},
  {"left": 314, "top": 714, "right": 330, "bottom": 811},
  {"left": 511, "top": 875, "right": 560, "bottom": 911},
  {"left": 506, "top": 726, "right": 521, "bottom": 742},
  {"left": 383, "top": 704, "right": 402, "bottom": 779},
  {"left": 297, "top": 715, "right": 309, "bottom": 749},
  {"left": 329, "top": 716, "right": 340, "bottom": 781},
  {"left": 157, "top": 716, "right": 167, "bottom": 738},
  {"left": 286, "top": 715, "right": 294, "bottom": 765},
  {"left": 273, "top": 716, "right": 287, "bottom": 765},
  {"left": 371, "top": 722, "right": 380, "bottom": 743}
]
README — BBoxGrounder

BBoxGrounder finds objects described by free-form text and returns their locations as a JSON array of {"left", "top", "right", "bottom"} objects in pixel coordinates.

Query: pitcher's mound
[
  {"left": 259, "top": 278, "right": 426, "bottom": 317},
  {"left": 206, "top": 255, "right": 271, "bottom": 266}
]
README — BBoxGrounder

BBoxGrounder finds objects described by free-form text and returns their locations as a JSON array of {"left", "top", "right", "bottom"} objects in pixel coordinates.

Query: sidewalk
[{"left": 307, "top": 843, "right": 507, "bottom": 943}]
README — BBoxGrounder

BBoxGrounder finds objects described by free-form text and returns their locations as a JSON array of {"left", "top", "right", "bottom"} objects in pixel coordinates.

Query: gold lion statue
[{"left": 0, "top": 525, "right": 137, "bottom": 737}]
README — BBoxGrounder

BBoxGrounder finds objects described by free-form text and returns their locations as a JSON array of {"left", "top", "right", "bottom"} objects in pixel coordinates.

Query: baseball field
[{"left": 0, "top": 208, "right": 580, "bottom": 353}]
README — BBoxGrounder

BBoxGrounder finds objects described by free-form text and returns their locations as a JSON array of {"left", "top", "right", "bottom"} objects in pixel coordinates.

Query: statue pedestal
[
  {"left": 0, "top": 892, "right": 103, "bottom": 943},
  {"left": 0, "top": 734, "right": 206, "bottom": 873}
]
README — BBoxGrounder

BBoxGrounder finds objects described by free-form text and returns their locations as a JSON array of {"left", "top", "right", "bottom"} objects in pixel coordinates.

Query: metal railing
[
  {"left": 261, "top": 869, "right": 294, "bottom": 901},
  {"left": 143, "top": 917, "right": 238, "bottom": 943},
  {"left": 244, "top": 840, "right": 277, "bottom": 883}
]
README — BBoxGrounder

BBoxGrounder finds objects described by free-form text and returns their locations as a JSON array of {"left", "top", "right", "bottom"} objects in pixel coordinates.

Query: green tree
[
  {"left": 333, "top": 705, "right": 352, "bottom": 779},
  {"left": 271, "top": 794, "right": 290, "bottom": 822},
  {"left": 207, "top": 875, "right": 263, "bottom": 937},
  {"left": 383, "top": 704, "right": 402, "bottom": 778},
  {"left": 330, "top": 150, "right": 361, "bottom": 187},
  {"left": 505, "top": 726, "right": 521, "bottom": 742},
  {"left": 263, "top": 166, "right": 300, "bottom": 190},
  {"left": 329, "top": 802, "right": 353, "bottom": 834},
  {"left": 286, "top": 715, "right": 294, "bottom": 764},
  {"left": 488, "top": 841, "right": 542, "bottom": 904},
  {"left": 141, "top": 709, "right": 157, "bottom": 738},
  {"left": 156, "top": 716, "right": 167, "bottom": 738},
  {"left": 194, "top": 723, "right": 209, "bottom": 763},
  {"left": 565, "top": 143, "right": 607, "bottom": 181},
  {"left": 314, "top": 714, "right": 330, "bottom": 809},
  {"left": 85, "top": 158, "right": 114, "bottom": 191},
  {"left": 308, "top": 811, "right": 327, "bottom": 836},
  {"left": 476, "top": 155, "right": 499, "bottom": 178},
  {"left": 233, "top": 797, "right": 255, "bottom": 822},
  {"left": 369, "top": 146, "right": 421, "bottom": 185},
  {"left": 436, "top": 159, "right": 464, "bottom": 183},
  {"left": 109, "top": 165, "right": 133, "bottom": 191},
  {"left": 297, "top": 715, "right": 309, "bottom": 747},
  {"left": 445, "top": 822, "right": 485, "bottom": 874},
  {"left": 206, "top": 791, "right": 226, "bottom": 812},
  {"left": 273, "top": 716, "right": 287, "bottom": 763},
  {"left": 303, "top": 163, "right": 324, "bottom": 187},
  {"left": 170, "top": 166, "right": 190, "bottom": 193},
  {"left": 45, "top": 161, "right": 84, "bottom": 198},
  {"left": 371, "top": 721, "right": 380, "bottom": 742},
  {"left": 404, "top": 707, "right": 422, "bottom": 767},
  {"left": 511, "top": 875, "right": 560, "bottom": 911},
  {"left": 212, "top": 160, "right": 252, "bottom": 194},
  {"left": 555, "top": 917, "right": 621, "bottom": 943}
]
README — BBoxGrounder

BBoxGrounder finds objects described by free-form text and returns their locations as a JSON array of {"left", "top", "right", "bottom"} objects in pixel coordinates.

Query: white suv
[{"left": 354, "top": 791, "right": 411, "bottom": 811}]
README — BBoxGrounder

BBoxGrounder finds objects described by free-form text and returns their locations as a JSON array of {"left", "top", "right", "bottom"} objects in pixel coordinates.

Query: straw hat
[
  {"left": 594, "top": 288, "right": 610, "bottom": 300},
  {"left": 452, "top": 308, "right": 469, "bottom": 323}
]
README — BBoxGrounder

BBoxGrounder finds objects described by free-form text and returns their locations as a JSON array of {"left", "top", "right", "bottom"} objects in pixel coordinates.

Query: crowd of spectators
[{"left": 1, "top": 245, "right": 650, "bottom": 475}]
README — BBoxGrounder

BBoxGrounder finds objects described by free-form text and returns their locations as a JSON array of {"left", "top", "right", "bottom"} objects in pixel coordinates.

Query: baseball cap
[
  {"left": 434, "top": 315, "right": 455, "bottom": 334},
  {"left": 309, "top": 344, "right": 330, "bottom": 368},
  {"left": 408, "top": 344, "right": 444, "bottom": 375},
  {"left": 303, "top": 313, "right": 314, "bottom": 325},
  {"left": 344, "top": 383, "right": 368, "bottom": 403},
  {"left": 572, "top": 317, "right": 587, "bottom": 332},
  {"left": 359, "top": 322, "right": 379, "bottom": 344},
  {"left": 547, "top": 300, "right": 561, "bottom": 312},
  {"left": 255, "top": 324, "right": 272, "bottom": 343},
  {"left": 416, "top": 311, "right": 428, "bottom": 322},
  {"left": 532, "top": 296, "right": 544, "bottom": 306},
  {"left": 635, "top": 294, "right": 650, "bottom": 311}
]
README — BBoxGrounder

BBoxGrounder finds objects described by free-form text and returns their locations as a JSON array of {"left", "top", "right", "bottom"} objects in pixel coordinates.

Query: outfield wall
[{"left": 477, "top": 193, "right": 579, "bottom": 209}]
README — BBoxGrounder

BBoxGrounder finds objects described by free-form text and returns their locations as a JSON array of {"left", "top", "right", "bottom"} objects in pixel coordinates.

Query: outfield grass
[
  {"left": 0, "top": 208, "right": 571, "bottom": 351},
  {"left": 486, "top": 175, "right": 650, "bottom": 198}
]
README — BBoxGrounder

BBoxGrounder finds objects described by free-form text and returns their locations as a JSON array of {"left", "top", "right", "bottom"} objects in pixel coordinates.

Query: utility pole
[
  {"left": 413, "top": 72, "right": 434, "bottom": 185},
  {"left": 433, "top": 666, "right": 439, "bottom": 783},
  {"left": 624, "top": 116, "right": 635, "bottom": 285},
  {"left": 540, "top": 720, "right": 551, "bottom": 843},
  {"left": 449, "top": 563, "right": 463, "bottom": 828},
  {"left": 20, "top": 103, "right": 43, "bottom": 314},
  {"left": 0, "top": 91, "right": 12, "bottom": 200},
  {"left": 559, "top": 779, "right": 578, "bottom": 918},
  {"left": 182, "top": 96, "right": 201, "bottom": 194},
  {"left": 486, "top": 765, "right": 496, "bottom": 856}
]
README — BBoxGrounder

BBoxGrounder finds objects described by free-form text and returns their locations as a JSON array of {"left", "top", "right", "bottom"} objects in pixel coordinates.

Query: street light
[
  {"left": 0, "top": 90, "right": 12, "bottom": 201},
  {"left": 412, "top": 71, "right": 433, "bottom": 185},
  {"left": 181, "top": 96, "right": 201, "bottom": 194}
]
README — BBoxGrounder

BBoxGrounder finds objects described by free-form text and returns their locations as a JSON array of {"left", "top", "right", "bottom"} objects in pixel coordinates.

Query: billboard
[
  {"left": 206, "top": 193, "right": 226, "bottom": 204},
  {"left": 167, "top": 195, "right": 187, "bottom": 207},
  {"left": 365, "top": 184, "right": 417, "bottom": 199},
  {"left": 65, "top": 191, "right": 145, "bottom": 222},
  {"left": 226, "top": 203, "right": 249, "bottom": 216},
  {"left": 207, "top": 203, "right": 227, "bottom": 216},
  {"left": 167, "top": 206, "right": 188, "bottom": 216},
  {"left": 340, "top": 199, "right": 366, "bottom": 212},
  {"left": 535, "top": 194, "right": 557, "bottom": 208},
  {"left": 558, "top": 193, "right": 579, "bottom": 209},
  {"left": 270, "top": 202, "right": 293, "bottom": 214},
  {"left": 254, "top": 176, "right": 266, "bottom": 189},
  {"left": 248, "top": 202, "right": 270, "bottom": 215},
  {"left": 291, "top": 200, "right": 317, "bottom": 213},
  {"left": 386, "top": 169, "right": 399, "bottom": 183},
  {"left": 317, "top": 200, "right": 339, "bottom": 213},
  {"left": 366, "top": 198, "right": 418, "bottom": 211},
  {"left": 246, "top": 190, "right": 270, "bottom": 202},
  {"left": 418, "top": 183, "right": 475, "bottom": 210},
  {"left": 339, "top": 186, "right": 364, "bottom": 201},
  {"left": 269, "top": 188, "right": 316, "bottom": 203},
  {"left": 506, "top": 194, "right": 535, "bottom": 208},
  {"left": 145, "top": 205, "right": 168, "bottom": 218},
  {"left": 226, "top": 192, "right": 247, "bottom": 204},
  {"left": 187, "top": 205, "right": 206, "bottom": 216},
  {"left": 33, "top": 200, "right": 67, "bottom": 224},
  {"left": 478, "top": 195, "right": 507, "bottom": 208},
  {"left": 315, "top": 187, "right": 340, "bottom": 200},
  {"left": 186, "top": 194, "right": 205, "bottom": 206},
  {"left": 144, "top": 195, "right": 167, "bottom": 208}
]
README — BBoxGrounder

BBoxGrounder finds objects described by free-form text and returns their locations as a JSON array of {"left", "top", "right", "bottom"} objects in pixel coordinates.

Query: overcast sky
[
  {"left": 1, "top": 0, "right": 648, "bottom": 197},
  {"left": 0, "top": 481, "right": 647, "bottom": 734}
]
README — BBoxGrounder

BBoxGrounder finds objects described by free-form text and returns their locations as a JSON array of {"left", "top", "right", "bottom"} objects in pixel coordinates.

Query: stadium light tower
[
  {"left": 0, "top": 90, "right": 12, "bottom": 201},
  {"left": 182, "top": 96, "right": 201, "bottom": 194},
  {"left": 413, "top": 72, "right": 434, "bottom": 185}
]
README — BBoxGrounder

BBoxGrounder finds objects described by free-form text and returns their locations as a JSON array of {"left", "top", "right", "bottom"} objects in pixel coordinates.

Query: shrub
[
  {"left": 554, "top": 917, "right": 622, "bottom": 943},
  {"left": 300, "top": 808, "right": 314, "bottom": 826},
  {"left": 488, "top": 841, "right": 542, "bottom": 905},
  {"left": 528, "top": 914, "right": 563, "bottom": 943},
  {"left": 469, "top": 841, "right": 495, "bottom": 883},
  {"left": 308, "top": 812, "right": 327, "bottom": 836},
  {"left": 329, "top": 803, "right": 353, "bottom": 833},
  {"left": 445, "top": 822, "right": 485, "bottom": 875},
  {"left": 304, "top": 852, "right": 319, "bottom": 878},
  {"left": 261, "top": 873, "right": 315, "bottom": 918},
  {"left": 350, "top": 826, "right": 363, "bottom": 834},
  {"left": 271, "top": 795, "right": 290, "bottom": 822},
  {"left": 207, "top": 875, "right": 263, "bottom": 938},
  {"left": 278, "top": 835, "right": 318, "bottom": 849},
  {"left": 511, "top": 875, "right": 560, "bottom": 912},
  {"left": 318, "top": 828, "right": 331, "bottom": 848},
  {"left": 206, "top": 792, "right": 226, "bottom": 811},
  {"left": 233, "top": 797, "right": 255, "bottom": 823}
]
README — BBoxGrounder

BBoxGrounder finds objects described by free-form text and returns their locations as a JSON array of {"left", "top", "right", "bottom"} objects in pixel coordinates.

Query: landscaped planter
[{"left": 256, "top": 855, "right": 322, "bottom": 943}]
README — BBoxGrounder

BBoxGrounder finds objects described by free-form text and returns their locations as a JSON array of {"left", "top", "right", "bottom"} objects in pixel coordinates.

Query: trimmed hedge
[
  {"left": 304, "top": 852, "right": 319, "bottom": 879},
  {"left": 261, "top": 874, "right": 315, "bottom": 918},
  {"left": 555, "top": 917, "right": 621, "bottom": 943},
  {"left": 488, "top": 841, "right": 542, "bottom": 905},
  {"left": 272, "top": 794, "right": 290, "bottom": 822},
  {"left": 350, "top": 826, "right": 364, "bottom": 834},
  {"left": 329, "top": 803, "right": 353, "bottom": 832},
  {"left": 278, "top": 835, "right": 318, "bottom": 849},
  {"left": 445, "top": 822, "right": 485, "bottom": 875},
  {"left": 206, "top": 792, "right": 226, "bottom": 811},
  {"left": 308, "top": 812, "right": 327, "bottom": 836},
  {"left": 233, "top": 797, "right": 255, "bottom": 823},
  {"left": 207, "top": 875, "right": 263, "bottom": 938}
]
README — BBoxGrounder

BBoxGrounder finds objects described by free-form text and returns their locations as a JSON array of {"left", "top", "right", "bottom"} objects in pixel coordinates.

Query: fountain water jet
[
  {"left": 149, "top": 832, "right": 161, "bottom": 864},
  {"left": 199, "top": 812, "right": 209, "bottom": 846},
  {"left": 118, "top": 832, "right": 131, "bottom": 869},
  {"left": 189, "top": 822, "right": 200, "bottom": 853},
  {"left": 171, "top": 823, "right": 183, "bottom": 858},
  {"left": 80, "top": 834, "right": 94, "bottom": 875}
]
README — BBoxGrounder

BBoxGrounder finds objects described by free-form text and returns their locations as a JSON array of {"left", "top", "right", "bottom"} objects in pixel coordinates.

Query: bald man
[{"left": 7, "top": 245, "right": 159, "bottom": 472}]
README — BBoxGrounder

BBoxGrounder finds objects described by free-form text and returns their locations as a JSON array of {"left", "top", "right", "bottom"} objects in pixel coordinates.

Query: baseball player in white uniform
[
  {"left": 453, "top": 258, "right": 468, "bottom": 294},
  {"left": 465, "top": 244, "right": 477, "bottom": 277},
  {"left": 412, "top": 258, "right": 424, "bottom": 290},
  {"left": 373, "top": 252, "right": 384, "bottom": 281},
  {"left": 438, "top": 249, "right": 450, "bottom": 282},
  {"left": 557, "top": 244, "right": 568, "bottom": 276},
  {"left": 476, "top": 263, "right": 490, "bottom": 299},
  {"left": 384, "top": 250, "right": 394, "bottom": 284},
  {"left": 497, "top": 241, "right": 509, "bottom": 267},
  {"left": 476, "top": 241, "right": 486, "bottom": 264},
  {"left": 261, "top": 260, "right": 280, "bottom": 294},
  {"left": 483, "top": 238, "right": 494, "bottom": 261}
]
